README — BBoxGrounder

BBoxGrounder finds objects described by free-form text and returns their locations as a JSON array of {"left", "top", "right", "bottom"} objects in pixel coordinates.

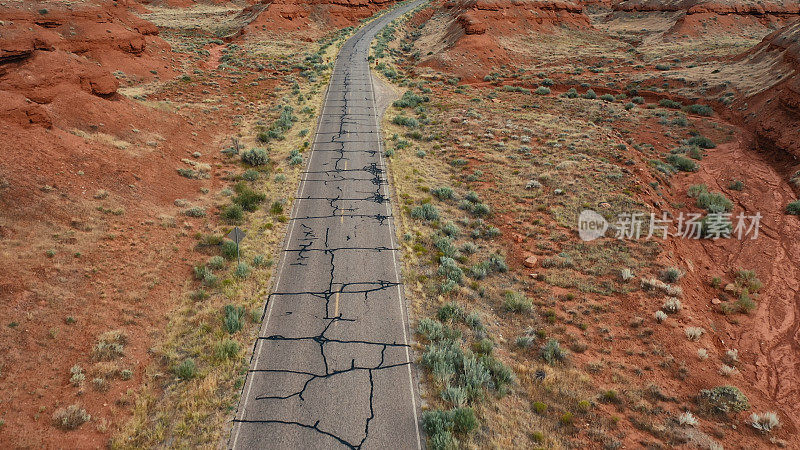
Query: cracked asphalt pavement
[{"left": 230, "top": 3, "right": 424, "bottom": 449}]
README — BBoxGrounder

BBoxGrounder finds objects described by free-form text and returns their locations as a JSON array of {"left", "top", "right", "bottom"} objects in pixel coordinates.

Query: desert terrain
[{"left": 1, "top": 0, "right": 799, "bottom": 448}]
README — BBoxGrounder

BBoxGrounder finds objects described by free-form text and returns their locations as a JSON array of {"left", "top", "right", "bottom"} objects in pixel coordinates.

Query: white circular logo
[{"left": 578, "top": 209, "right": 608, "bottom": 241}]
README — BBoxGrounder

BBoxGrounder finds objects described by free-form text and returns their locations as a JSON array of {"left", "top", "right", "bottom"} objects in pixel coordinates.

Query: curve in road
[{"left": 230, "top": 2, "right": 424, "bottom": 449}]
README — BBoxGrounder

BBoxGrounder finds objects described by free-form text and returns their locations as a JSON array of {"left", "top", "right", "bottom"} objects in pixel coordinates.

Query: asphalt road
[{"left": 229, "top": 3, "right": 423, "bottom": 449}]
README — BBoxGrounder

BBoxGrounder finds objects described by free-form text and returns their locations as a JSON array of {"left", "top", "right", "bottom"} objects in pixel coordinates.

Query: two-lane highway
[{"left": 230, "top": 2, "right": 423, "bottom": 448}]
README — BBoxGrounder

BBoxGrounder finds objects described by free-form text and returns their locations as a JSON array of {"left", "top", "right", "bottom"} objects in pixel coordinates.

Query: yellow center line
[{"left": 340, "top": 161, "right": 347, "bottom": 224}]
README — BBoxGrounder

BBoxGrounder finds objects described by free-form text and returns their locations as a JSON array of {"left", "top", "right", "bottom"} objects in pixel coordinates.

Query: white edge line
[{"left": 229, "top": 49, "right": 334, "bottom": 450}]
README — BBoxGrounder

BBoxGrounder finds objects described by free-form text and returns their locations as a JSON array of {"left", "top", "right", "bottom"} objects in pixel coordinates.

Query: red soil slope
[
  {"left": 0, "top": 1, "right": 224, "bottom": 446},
  {"left": 614, "top": 0, "right": 800, "bottom": 36}
]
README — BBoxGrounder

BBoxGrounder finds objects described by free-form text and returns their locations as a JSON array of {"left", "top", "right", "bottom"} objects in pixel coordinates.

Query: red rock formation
[
  {"left": 417, "top": 0, "right": 591, "bottom": 81},
  {"left": 244, "top": 0, "right": 401, "bottom": 36},
  {"left": 736, "top": 21, "right": 800, "bottom": 158}
]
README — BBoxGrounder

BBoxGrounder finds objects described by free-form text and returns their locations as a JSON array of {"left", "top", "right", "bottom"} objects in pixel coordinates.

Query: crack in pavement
[{"left": 230, "top": 3, "right": 424, "bottom": 448}]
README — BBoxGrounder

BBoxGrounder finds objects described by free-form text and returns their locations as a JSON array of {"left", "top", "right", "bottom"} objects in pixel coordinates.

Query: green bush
[
  {"left": 393, "top": 115, "right": 419, "bottom": 127},
  {"left": 174, "top": 358, "right": 197, "bottom": 380},
  {"left": 535, "top": 86, "right": 551, "bottom": 95},
  {"left": 699, "top": 385, "right": 750, "bottom": 414},
  {"left": 503, "top": 291, "right": 532, "bottom": 313},
  {"left": 235, "top": 262, "right": 251, "bottom": 278},
  {"left": 687, "top": 135, "right": 716, "bottom": 149},
  {"left": 540, "top": 339, "right": 568, "bottom": 365},
  {"left": 223, "top": 304, "right": 245, "bottom": 334},
  {"left": 221, "top": 204, "right": 244, "bottom": 223},
  {"left": 728, "top": 180, "right": 744, "bottom": 191},
  {"left": 582, "top": 89, "right": 597, "bottom": 100},
  {"left": 208, "top": 256, "right": 226, "bottom": 271},
  {"left": 394, "top": 91, "right": 428, "bottom": 108},
  {"left": 685, "top": 104, "right": 713, "bottom": 116},
  {"left": 241, "top": 169, "right": 259, "bottom": 181},
  {"left": 563, "top": 88, "right": 578, "bottom": 98},
  {"left": 688, "top": 185, "right": 733, "bottom": 213},
  {"left": 438, "top": 257, "right": 463, "bottom": 284},
  {"left": 438, "top": 302, "right": 465, "bottom": 322},
  {"left": 411, "top": 203, "right": 440, "bottom": 221},
  {"left": 600, "top": 94, "right": 615, "bottom": 102},
  {"left": 666, "top": 154, "right": 698, "bottom": 172},
  {"left": 659, "top": 99, "right": 682, "bottom": 109},
  {"left": 233, "top": 182, "right": 266, "bottom": 212},
  {"left": 241, "top": 148, "right": 270, "bottom": 166},
  {"left": 215, "top": 339, "right": 240, "bottom": 360},
  {"left": 221, "top": 239, "right": 239, "bottom": 260},
  {"left": 786, "top": 200, "right": 800, "bottom": 215}
]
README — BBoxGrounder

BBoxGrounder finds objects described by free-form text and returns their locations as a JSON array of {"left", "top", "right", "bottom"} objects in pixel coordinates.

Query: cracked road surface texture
[{"left": 230, "top": 3, "right": 424, "bottom": 449}]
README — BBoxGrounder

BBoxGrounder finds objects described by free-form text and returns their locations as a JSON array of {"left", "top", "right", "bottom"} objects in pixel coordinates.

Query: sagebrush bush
[
  {"left": 503, "top": 291, "right": 532, "bottom": 313},
  {"left": 241, "top": 148, "right": 270, "bottom": 166},
  {"left": 411, "top": 203, "right": 440, "bottom": 221},
  {"left": 174, "top": 358, "right": 196, "bottom": 380},
  {"left": 223, "top": 304, "right": 245, "bottom": 334},
  {"left": 53, "top": 404, "right": 90, "bottom": 430},
  {"left": 749, "top": 411, "right": 780, "bottom": 433},
  {"left": 540, "top": 339, "right": 567, "bottom": 365}
]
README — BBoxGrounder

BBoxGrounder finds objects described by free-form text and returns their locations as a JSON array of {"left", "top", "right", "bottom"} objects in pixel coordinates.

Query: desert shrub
[
  {"left": 207, "top": 256, "right": 226, "bottom": 270},
  {"left": 241, "top": 169, "right": 259, "bottom": 181},
  {"left": 661, "top": 267, "right": 683, "bottom": 283},
  {"left": 288, "top": 149, "right": 303, "bottom": 165},
  {"left": 685, "top": 326, "right": 705, "bottom": 341},
  {"left": 241, "top": 148, "right": 270, "bottom": 166},
  {"left": 655, "top": 64, "right": 671, "bottom": 71},
  {"left": 749, "top": 412, "right": 780, "bottom": 433},
  {"left": 563, "top": 88, "right": 579, "bottom": 98},
  {"left": 223, "top": 304, "right": 245, "bottom": 334},
  {"left": 582, "top": 89, "right": 597, "bottom": 99},
  {"left": 685, "top": 104, "right": 713, "bottom": 116},
  {"left": 532, "top": 401, "right": 548, "bottom": 414},
  {"left": 687, "top": 136, "right": 716, "bottom": 149},
  {"left": 661, "top": 297, "right": 682, "bottom": 314},
  {"left": 503, "top": 291, "right": 532, "bottom": 313},
  {"left": 438, "top": 302, "right": 465, "bottom": 322},
  {"left": 233, "top": 182, "right": 265, "bottom": 212},
  {"left": 535, "top": 86, "right": 551, "bottom": 95},
  {"left": 221, "top": 204, "right": 244, "bottom": 223},
  {"left": 441, "top": 222, "right": 460, "bottom": 238},
  {"left": 174, "top": 358, "right": 197, "bottom": 380},
  {"left": 93, "top": 330, "right": 127, "bottom": 360},
  {"left": 600, "top": 94, "right": 615, "bottom": 102},
  {"left": 215, "top": 339, "right": 240, "bottom": 360},
  {"left": 632, "top": 96, "right": 645, "bottom": 104},
  {"left": 234, "top": 262, "right": 251, "bottom": 278},
  {"left": 688, "top": 184, "right": 733, "bottom": 213},
  {"left": 473, "top": 338, "right": 493, "bottom": 355},
  {"left": 540, "top": 339, "right": 567, "bottom": 364},
  {"left": 53, "top": 404, "right": 90, "bottom": 430},
  {"left": 698, "top": 385, "right": 750, "bottom": 414},
  {"left": 654, "top": 310, "right": 668, "bottom": 323},
  {"left": 417, "top": 318, "right": 445, "bottom": 342},
  {"left": 394, "top": 91, "right": 428, "bottom": 108},
  {"left": 438, "top": 257, "right": 463, "bottom": 284},
  {"left": 221, "top": 239, "right": 239, "bottom": 260},
  {"left": 786, "top": 200, "right": 800, "bottom": 215},
  {"left": 728, "top": 180, "right": 744, "bottom": 191},
  {"left": 431, "top": 186, "right": 454, "bottom": 200},
  {"left": 470, "top": 203, "right": 491, "bottom": 216},
  {"left": 659, "top": 99, "right": 682, "bottom": 108},
  {"left": 393, "top": 115, "right": 419, "bottom": 127},
  {"left": 666, "top": 154, "right": 698, "bottom": 172},
  {"left": 411, "top": 203, "right": 440, "bottom": 221},
  {"left": 678, "top": 411, "right": 698, "bottom": 426},
  {"left": 184, "top": 206, "right": 206, "bottom": 217}
]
